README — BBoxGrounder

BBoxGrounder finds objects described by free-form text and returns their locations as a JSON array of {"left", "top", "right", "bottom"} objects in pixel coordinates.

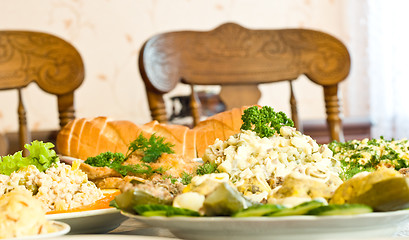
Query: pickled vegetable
[
  {"left": 330, "top": 168, "right": 409, "bottom": 211},
  {"left": 203, "top": 182, "right": 254, "bottom": 216},
  {"left": 344, "top": 177, "right": 409, "bottom": 211},
  {"left": 113, "top": 189, "right": 171, "bottom": 213}
]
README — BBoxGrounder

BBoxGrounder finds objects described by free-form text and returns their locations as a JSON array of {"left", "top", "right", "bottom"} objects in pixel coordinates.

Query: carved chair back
[
  {"left": 138, "top": 23, "right": 350, "bottom": 142},
  {"left": 0, "top": 31, "right": 85, "bottom": 154}
]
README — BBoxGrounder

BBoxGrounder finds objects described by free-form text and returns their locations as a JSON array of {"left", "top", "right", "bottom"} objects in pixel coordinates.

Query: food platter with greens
[{"left": 106, "top": 106, "right": 409, "bottom": 239}]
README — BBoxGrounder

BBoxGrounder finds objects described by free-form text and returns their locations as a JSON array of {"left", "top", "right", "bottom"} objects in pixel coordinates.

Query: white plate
[
  {"left": 47, "top": 208, "right": 127, "bottom": 234},
  {"left": 122, "top": 209, "right": 409, "bottom": 240},
  {"left": 45, "top": 234, "right": 175, "bottom": 240},
  {"left": 10, "top": 221, "right": 70, "bottom": 239}
]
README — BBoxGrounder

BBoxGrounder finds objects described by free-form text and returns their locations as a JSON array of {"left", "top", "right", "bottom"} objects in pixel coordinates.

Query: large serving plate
[
  {"left": 43, "top": 235, "right": 175, "bottom": 240},
  {"left": 11, "top": 221, "right": 70, "bottom": 240},
  {"left": 47, "top": 208, "right": 127, "bottom": 234},
  {"left": 122, "top": 209, "right": 409, "bottom": 240}
]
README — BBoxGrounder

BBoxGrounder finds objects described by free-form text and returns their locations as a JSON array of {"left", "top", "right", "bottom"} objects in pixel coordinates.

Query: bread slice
[{"left": 56, "top": 106, "right": 252, "bottom": 160}]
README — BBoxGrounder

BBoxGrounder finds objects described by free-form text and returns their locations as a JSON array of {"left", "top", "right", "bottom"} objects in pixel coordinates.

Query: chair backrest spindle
[{"left": 17, "top": 88, "right": 30, "bottom": 155}]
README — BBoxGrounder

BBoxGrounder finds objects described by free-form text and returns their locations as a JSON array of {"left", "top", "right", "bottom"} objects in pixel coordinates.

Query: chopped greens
[
  {"left": 181, "top": 172, "right": 193, "bottom": 185},
  {"left": 196, "top": 162, "right": 218, "bottom": 176},
  {"left": 0, "top": 140, "right": 58, "bottom": 175},
  {"left": 84, "top": 133, "right": 173, "bottom": 177},
  {"left": 240, "top": 106, "right": 294, "bottom": 138},
  {"left": 179, "top": 163, "right": 218, "bottom": 185},
  {"left": 329, "top": 137, "right": 409, "bottom": 180}
]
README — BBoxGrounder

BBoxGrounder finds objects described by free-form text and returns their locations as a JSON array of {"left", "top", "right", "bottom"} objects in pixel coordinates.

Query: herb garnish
[
  {"left": 240, "top": 106, "right": 294, "bottom": 138},
  {"left": 181, "top": 172, "right": 193, "bottom": 185},
  {"left": 177, "top": 163, "right": 219, "bottom": 185},
  {"left": 196, "top": 162, "right": 218, "bottom": 176},
  {"left": 84, "top": 133, "right": 173, "bottom": 177},
  {"left": 127, "top": 133, "right": 174, "bottom": 163}
]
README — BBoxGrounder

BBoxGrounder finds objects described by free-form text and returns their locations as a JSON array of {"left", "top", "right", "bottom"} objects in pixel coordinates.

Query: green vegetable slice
[
  {"left": 269, "top": 200, "right": 325, "bottom": 217},
  {"left": 233, "top": 204, "right": 285, "bottom": 217},
  {"left": 307, "top": 204, "right": 373, "bottom": 216},
  {"left": 134, "top": 204, "right": 200, "bottom": 217}
]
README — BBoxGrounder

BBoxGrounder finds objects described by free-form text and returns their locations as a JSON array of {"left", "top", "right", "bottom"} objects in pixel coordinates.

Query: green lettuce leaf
[{"left": 0, "top": 140, "right": 58, "bottom": 175}]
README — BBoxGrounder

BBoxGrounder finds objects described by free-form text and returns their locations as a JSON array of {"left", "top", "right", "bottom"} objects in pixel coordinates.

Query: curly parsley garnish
[{"left": 240, "top": 106, "right": 294, "bottom": 138}]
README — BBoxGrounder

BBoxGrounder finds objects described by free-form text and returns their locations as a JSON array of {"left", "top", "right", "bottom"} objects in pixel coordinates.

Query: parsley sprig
[{"left": 240, "top": 106, "right": 294, "bottom": 138}]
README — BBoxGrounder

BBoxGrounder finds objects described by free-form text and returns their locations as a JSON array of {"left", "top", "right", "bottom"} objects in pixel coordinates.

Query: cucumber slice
[
  {"left": 233, "top": 204, "right": 285, "bottom": 217},
  {"left": 269, "top": 200, "right": 324, "bottom": 217},
  {"left": 307, "top": 204, "right": 373, "bottom": 216},
  {"left": 134, "top": 204, "right": 200, "bottom": 217},
  {"left": 140, "top": 210, "right": 167, "bottom": 217}
]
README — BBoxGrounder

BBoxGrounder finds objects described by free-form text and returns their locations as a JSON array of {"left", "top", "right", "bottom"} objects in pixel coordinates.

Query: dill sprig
[{"left": 127, "top": 133, "right": 174, "bottom": 163}]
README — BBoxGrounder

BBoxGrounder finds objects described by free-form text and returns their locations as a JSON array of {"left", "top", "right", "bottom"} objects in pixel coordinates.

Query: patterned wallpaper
[{"left": 0, "top": 0, "right": 366, "bottom": 132}]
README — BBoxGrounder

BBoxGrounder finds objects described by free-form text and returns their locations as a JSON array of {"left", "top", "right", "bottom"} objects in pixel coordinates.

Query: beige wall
[{"left": 0, "top": 0, "right": 368, "bottom": 132}]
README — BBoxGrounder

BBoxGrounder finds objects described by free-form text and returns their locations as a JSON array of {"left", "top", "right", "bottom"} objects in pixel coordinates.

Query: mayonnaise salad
[{"left": 202, "top": 126, "right": 343, "bottom": 203}]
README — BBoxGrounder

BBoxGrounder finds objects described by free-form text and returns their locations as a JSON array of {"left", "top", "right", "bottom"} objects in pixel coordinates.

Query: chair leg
[
  {"left": 190, "top": 84, "right": 201, "bottom": 127},
  {"left": 324, "top": 84, "right": 345, "bottom": 142},
  {"left": 289, "top": 80, "right": 302, "bottom": 132},
  {"left": 17, "top": 88, "right": 31, "bottom": 156}
]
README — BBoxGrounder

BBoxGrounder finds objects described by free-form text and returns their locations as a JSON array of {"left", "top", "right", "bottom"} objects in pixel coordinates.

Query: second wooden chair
[{"left": 138, "top": 22, "right": 350, "bottom": 142}]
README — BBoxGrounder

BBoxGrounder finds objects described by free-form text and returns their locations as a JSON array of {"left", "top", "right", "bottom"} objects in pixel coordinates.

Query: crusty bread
[
  {"left": 56, "top": 106, "right": 249, "bottom": 160},
  {"left": 57, "top": 117, "right": 147, "bottom": 160}
]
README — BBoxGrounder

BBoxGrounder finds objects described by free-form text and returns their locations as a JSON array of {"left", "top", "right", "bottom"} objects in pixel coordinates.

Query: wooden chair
[
  {"left": 138, "top": 23, "right": 350, "bottom": 142},
  {"left": 0, "top": 31, "right": 85, "bottom": 154}
]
